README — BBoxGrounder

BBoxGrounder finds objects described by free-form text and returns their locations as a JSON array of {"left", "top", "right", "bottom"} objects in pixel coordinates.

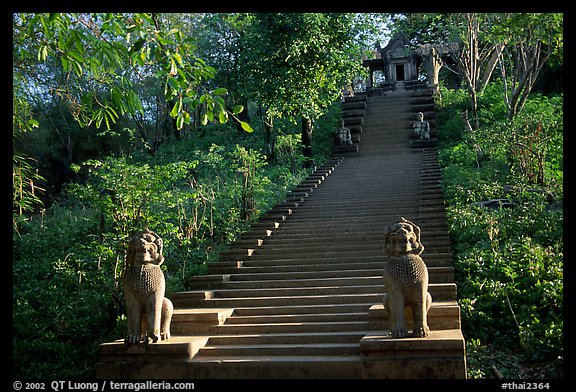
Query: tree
[
  {"left": 494, "top": 13, "right": 563, "bottom": 120},
  {"left": 389, "top": 13, "right": 460, "bottom": 89},
  {"left": 452, "top": 13, "right": 507, "bottom": 130},
  {"left": 12, "top": 13, "right": 252, "bottom": 227},
  {"left": 192, "top": 13, "right": 254, "bottom": 129},
  {"left": 242, "top": 13, "right": 365, "bottom": 165}
]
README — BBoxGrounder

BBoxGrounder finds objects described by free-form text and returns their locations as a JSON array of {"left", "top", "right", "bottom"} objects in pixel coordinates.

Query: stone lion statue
[
  {"left": 123, "top": 229, "right": 173, "bottom": 345},
  {"left": 382, "top": 217, "right": 431, "bottom": 338}
]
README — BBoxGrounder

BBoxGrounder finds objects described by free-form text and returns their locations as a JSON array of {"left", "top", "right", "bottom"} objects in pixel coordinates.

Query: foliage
[
  {"left": 13, "top": 13, "right": 378, "bottom": 221},
  {"left": 12, "top": 13, "right": 254, "bottom": 228},
  {"left": 14, "top": 13, "right": 250, "bottom": 133},
  {"left": 13, "top": 205, "right": 115, "bottom": 379},
  {"left": 239, "top": 13, "right": 368, "bottom": 164},
  {"left": 493, "top": 13, "right": 563, "bottom": 119},
  {"left": 242, "top": 13, "right": 364, "bottom": 123},
  {"left": 12, "top": 111, "right": 324, "bottom": 378},
  {"left": 436, "top": 81, "right": 563, "bottom": 378},
  {"left": 13, "top": 155, "right": 45, "bottom": 232},
  {"left": 13, "top": 88, "right": 44, "bottom": 230},
  {"left": 13, "top": 12, "right": 563, "bottom": 380}
]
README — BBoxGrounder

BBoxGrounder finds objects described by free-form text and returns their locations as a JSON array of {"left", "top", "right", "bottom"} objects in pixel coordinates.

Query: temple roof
[
  {"left": 379, "top": 31, "right": 412, "bottom": 57},
  {"left": 362, "top": 31, "right": 415, "bottom": 70}
]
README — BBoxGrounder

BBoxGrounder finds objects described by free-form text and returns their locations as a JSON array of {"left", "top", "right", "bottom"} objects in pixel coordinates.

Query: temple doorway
[{"left": 395, "top": 64, "right": 405, "bottom": 81}]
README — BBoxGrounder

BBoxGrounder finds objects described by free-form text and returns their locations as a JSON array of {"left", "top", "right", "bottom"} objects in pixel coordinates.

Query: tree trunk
[
  {"left": 263, "top": 115, "right": 276, "bottom": 163},
  {"left": 424, "top": 47, "right": 442, "bottom": 86},
  {"left": 170, "top": 98, "right": 181, "bottom": 142},
  {"left": 301, "top": 117, "right": 313, "bottom": 167},
  {"left": 469, "top": 87, "right": 480, "bottom": 131},
  {"left": 460, "top": 109, "right": 484, "bottom": 167}
]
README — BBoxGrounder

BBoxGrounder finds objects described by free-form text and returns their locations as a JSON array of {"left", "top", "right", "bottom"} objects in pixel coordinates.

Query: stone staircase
[{"left": 97, "top": 89, "right": 466, "bottom": 379}]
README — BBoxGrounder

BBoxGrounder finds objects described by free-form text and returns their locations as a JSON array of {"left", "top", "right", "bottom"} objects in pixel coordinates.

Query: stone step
[
  {"left": 368, "top": 301, "right": 461, "bottom": 330},
  {"left": 344, "top": 95, "right": 367, "bottom": 103},
  {"left": 181, "top": 355, "right": 363, "bottom": 379},
  {"left": 222, "top": 240, "right": 451, "bottom": 260},
  {"left": 169, "top": 283, "right": 457, "bottom": 309},
  {"left": 342, "top": 101, "right": 366, "bottom": 110},
  {"left": 225, "top": 311, "right": 369, "bottom": 325},
  {"left": 344, "top": 117, "right": 363, "bottom": 126},
  {"left": 172, "top": 319, "right": 370, "bottom": 335},
  {"left": 220, "top": 245, "right": 450, "bottom": 267},
  {"left": 223, "top": 301, "right": 458, "bottom": 328},
  {"left": 288, "top": 193, "right": 422, "bottom": 205},
  {"left": 237, "top": 225, "right": 446, "bottom": 239},
  {"left": 208, "top": 256, "right": 453, "bottom": 276},
  {"left": 202, "top": 282, "right": 454, "bottom": 300},
  {"left": 205, "top": 331, "right": 366, "bottom": 346},
  {"left": 359, "top": 329, "right": 466, "bottom": 378},
  {"left": 342, "top": 109, "right": 366, "bottom": 117},
  {"left": 292, "top": 197, "right": 421, "bottom": 206},
  {"left": 245, "top": 235, "right": 450, "bottom": 250},
  {"left": 172, "top": 305, "right": 459, "bottom": 337},
  {"left": 191, "top": 266, "right": 455, "bottom": 290},
  {"left": 232, "top": 303, "right": 374, "bottom": 317},
  {"left": 98, "top": 336, "right": 209, "bottom": 362},
  {"left": 197, "top": 342, "right": 361, "bottom": 357},
  {"left": 232, "top": 233, "right": 449, "bottom": 250},
  {"left": 191, "top": 269, "right": 454, "bottom": 290},
  {"left": 208, "top": 252, "right": 454, "bottom": 270}
]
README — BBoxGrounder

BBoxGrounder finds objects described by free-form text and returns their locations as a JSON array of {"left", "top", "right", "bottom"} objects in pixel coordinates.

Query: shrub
[
  {"left": 12, "top": 120, "right": 321, "bottom": 378},
  {"left": 437, "top": 82, "right": 563, "bottom": 378}
]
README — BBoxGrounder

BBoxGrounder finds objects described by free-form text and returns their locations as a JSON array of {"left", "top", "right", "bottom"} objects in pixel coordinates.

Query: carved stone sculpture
[
  {"left": 412, "top": 112, "right": 430, "bottom": 140},
  {"left": 382, "top": 217, "right": 431, "bottom": 338},
  {"left": 335, "top": 120, "right": 353, "bottom": 145},
  {"left": 123, "top": 229, "right": 173, "bottom": 345}
]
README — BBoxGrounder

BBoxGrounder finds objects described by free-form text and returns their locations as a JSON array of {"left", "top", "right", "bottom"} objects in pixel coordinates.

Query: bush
[
  {"left": 12, "top": 110, "right": 337, "bottom": 378},
  {"left": 437, "top": 82, "right": 563, "bottom": 378}
]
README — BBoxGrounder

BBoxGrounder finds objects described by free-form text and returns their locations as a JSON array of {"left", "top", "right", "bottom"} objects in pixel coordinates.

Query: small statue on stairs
[
  {"left": 412, "top": 112, "right": 430, "bottom": 140},
  {"left": 123, "top": 229, "right": 173, "bottom": 345},
  {"left": 382, "top": 217, "right": 432, "bottom": 338},
  {"left": 335, "top": 119, "right": 353, "bottom": 146}
]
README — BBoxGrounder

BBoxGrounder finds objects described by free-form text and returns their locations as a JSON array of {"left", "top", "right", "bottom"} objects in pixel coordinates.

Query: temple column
[{"left": 367, "top": 70, "right": 374, "bottom": 89}]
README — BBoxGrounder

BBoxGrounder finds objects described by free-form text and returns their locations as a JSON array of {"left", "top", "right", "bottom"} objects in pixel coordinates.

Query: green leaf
[
  {"left": 139, "top": 51, "right": 147, "bottom": 65},
  {"left": 201, "top": 113, "right": 208, "bottom": 126},
  {"left": 71, "top": 61, "right": 83, "bottom": 76},
  {"left": 130, "top": 38, "right": 145, "bottom": 53},
  {"left": 67, "top": 50, "right": 84, "bottom": 63},
  {"left": 232, "top": 105, "right": 244, "bottom": 114},
  {"left": 219, "top": 110, "right": 228, "bottom": 124},
  {"left": 61, "top": 56, "right": 69, "bottom": 71},
  {"left": 38, "top": 45, "right": 48, "bottom": 62},
  {"left": 27, "top": 119, "right": 40, "bottom": 128},
  {"left": 170, "top": 99, "right": 181, "bottom": 117},
  {"left": 167, "top": 77, "right": 179, "bottom": 90},
  {"left": 173, "top": 52, "right": 183, "bottom": 66},
  {"left": 105, "top": 107, "right": 119, "bottom": 121},
  {"left": 240, "top": 121, "right": 254, "bottom": 133},
  {"left": 213, "top": 87, "right": 227, "bottom": 96},
  {"left": 214, "top": 96, "right": 225, "bottom": 107},
  {"left": 176, "top": 114, "right": 184, "bottom": 130}
]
